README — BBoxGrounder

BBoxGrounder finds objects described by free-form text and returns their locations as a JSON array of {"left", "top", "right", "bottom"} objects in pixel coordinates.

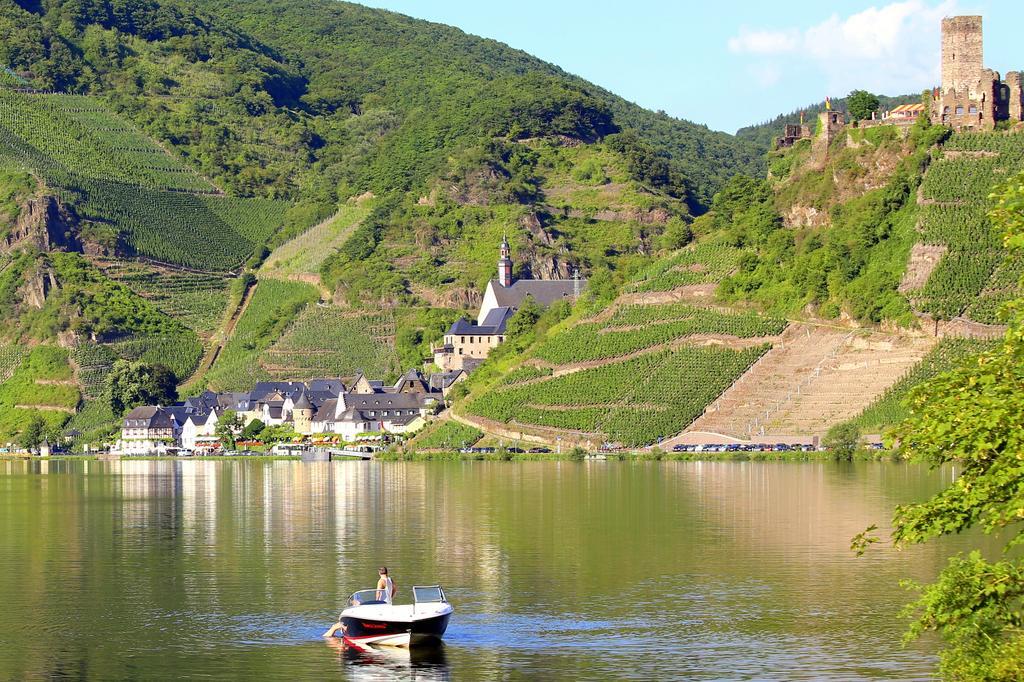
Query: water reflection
[
  {"left": 0, "top": 459, "right": 992, "bottom": 680},
  {"left": 329, "top": 639, "right": 451, "bottom": 681}
]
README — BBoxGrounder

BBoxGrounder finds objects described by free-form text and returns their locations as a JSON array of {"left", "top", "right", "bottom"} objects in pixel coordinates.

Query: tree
[
  {"left": 847, "top": 90, "right": 881, "bottom": 122},
  {"left": 19, "top": 414, "right": 46, "bottom": 451},
  {"left": 106, "top": 360, "right": 178, "bottom": 416},
  {"left": 240, "top": 418, "right": 266, "bottom": 441},
  {"left": 823, "top": 422, "right": 861, "bottom": 460},
  {"left": 855, "top": 172, "right": 1024, "bottom": 680},
  {"left": 215, "top": 410, "right": 243, "bottom": 449},
  {"left": 505, "top": 295, "right": 542, "bottom": 337}
]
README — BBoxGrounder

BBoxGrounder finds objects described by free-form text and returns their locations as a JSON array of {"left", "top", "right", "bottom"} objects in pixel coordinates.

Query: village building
[
  {"left": 883, "top": 103, "right": 927, "bottom": 125},
  {"left": 180, "top": 410, "right": 221, "bottom": 451},
  {"left": 118, "top": 368, "right": 450, "bottom": 453},
  {"left": 118, "top": 406, "right": 181, "bottom": 455},
  {"left": 434, "top": 236, "right": 586, "bottom": 371}
]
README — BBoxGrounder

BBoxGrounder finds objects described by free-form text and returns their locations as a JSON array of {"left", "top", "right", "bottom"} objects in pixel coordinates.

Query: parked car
[{"left": 528, "top": 447, "right": 552, "bottom": 454}]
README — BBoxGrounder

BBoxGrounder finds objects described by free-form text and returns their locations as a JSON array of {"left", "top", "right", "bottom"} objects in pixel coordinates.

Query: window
[
  {"left": 969, "top": 105, "right": 978, "bottom": 114},
  {"left": 956, "top": 106, "right": 964, "bottom": 115}
]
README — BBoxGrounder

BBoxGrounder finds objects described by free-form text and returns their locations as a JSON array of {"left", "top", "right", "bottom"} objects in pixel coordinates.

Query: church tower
[{"left": 497, "top": 235, "right": 513, "bottom": 287}]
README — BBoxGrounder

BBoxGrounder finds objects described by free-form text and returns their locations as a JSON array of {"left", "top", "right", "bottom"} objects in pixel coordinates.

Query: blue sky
[{"left": 357, "top": 0, "right": 1024, "bottom": 133}]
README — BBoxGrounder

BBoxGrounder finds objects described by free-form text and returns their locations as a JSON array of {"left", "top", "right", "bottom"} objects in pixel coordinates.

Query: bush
[{"left": 824, "top": 422, "right": 861, "bottom": 460}]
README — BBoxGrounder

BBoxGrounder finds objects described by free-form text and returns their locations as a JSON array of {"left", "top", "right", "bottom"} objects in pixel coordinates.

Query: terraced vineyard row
[
  {"left": 0, "top": 89, "right": 292, "bottom": 271},
  {"left": 628, "top": 234, "right": 743, "bottom": 293},
  {"left": 913, "top": 131, "right": 1024, "bottom": 323},
  {"left": 0, "top": 344, "right": 26, "bottom": 383},
  {"left": 534, "top": 305, "right": 785, "bottom": 365},
  {"left": 59, "top": 179, "right": 287, "bottom": 270},
  {"left": 70, "top": 343, "right": 117, "bottom": 400},
  {"left": 96, "top": 260, "right": 230, "bottom": 334},
  {"left": 262, "top": 306, "right": 401, "bottom": 381},
  {"left": 498, "top": 366, "right": 553, "bottom": 386},
  {"left": 0, "top": 346, "right": 79, "bottom": 440},
  {"left": 108, "top": 335, "right": 204, "bottom": 381},
  {"left": 851, "top": 338, "right": 996, "bottom": 431},
  {"left": 409, "top": 421, "right": 483, "bottom": 450},
  {"left": 205, "top": 279, "right": 319, "bottom": 391},
  {"left": 467, "top": 345, "right": 768, "bottom": 446},
  {"left": 0, "top": 90, "right": 213, "bottom": 192}
]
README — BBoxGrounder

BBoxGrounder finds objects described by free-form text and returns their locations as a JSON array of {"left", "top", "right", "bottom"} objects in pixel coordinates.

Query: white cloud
[
  {"left": 728, "top": 28, "right": 800, "bottom": 55},
  {"left": 748, "top": 63, "right": 783, "bottom": 88},
  {"left": 728, "top": 1, "right": 958, "bottom": 94}
]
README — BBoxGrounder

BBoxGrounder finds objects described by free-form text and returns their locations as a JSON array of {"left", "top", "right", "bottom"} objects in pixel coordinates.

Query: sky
[{"left": 357, "top": 0, "right": 1024, "bottom": 133}]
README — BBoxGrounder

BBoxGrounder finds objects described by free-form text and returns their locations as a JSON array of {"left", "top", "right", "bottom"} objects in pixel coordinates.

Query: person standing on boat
[{"left": 376, "top": 567, "right": 395, "bottom": 603}]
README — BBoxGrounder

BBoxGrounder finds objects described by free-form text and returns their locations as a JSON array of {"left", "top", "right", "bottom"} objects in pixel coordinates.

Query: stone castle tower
[
  {"left": 292, "top": 391, "right": 313, "bottom": 435},
  {"left": 933, "top": 16, "right": 1023, "bottom": 131},
  {"left": 497, "top": 235, "right": 513, "bottom": 288}
]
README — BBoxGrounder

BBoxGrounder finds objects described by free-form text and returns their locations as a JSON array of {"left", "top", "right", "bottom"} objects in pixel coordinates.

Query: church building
[{"left": 433, "top": 237, "right": 585, "bottom": 372}]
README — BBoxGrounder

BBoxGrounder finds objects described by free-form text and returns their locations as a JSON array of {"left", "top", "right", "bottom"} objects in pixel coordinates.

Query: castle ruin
[{"left": 932, "top": 16, "right": 1024, "bottom": 131}]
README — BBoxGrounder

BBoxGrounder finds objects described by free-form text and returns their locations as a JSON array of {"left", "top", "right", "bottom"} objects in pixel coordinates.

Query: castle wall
[
  {"left": 1007, "top": 71, "right": 1024, "bottom": 122},
  {"left": 941, "top": 16, "right": 984, "bottom": 98},
  {"left": 932, "top": 16, "right": 1010, "bottom": 131}
]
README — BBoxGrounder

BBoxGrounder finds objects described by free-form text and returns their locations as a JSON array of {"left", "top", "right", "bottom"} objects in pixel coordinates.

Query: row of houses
[{"left": 118, "top": 369, "right": 466, "bottom": 455}]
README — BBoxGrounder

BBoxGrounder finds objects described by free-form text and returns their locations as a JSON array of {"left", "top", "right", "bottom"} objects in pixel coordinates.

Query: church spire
[{"left": 498, "top": 233, "right": 513, "bottom": 287}]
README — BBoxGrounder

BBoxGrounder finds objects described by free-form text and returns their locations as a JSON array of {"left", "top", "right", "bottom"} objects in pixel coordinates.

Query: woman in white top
[
  {"left": 321, "top": 567, "right": 398, "bottom": 638},
  {"left": 376, "top": 566, "right": 395, "bottom": 603}
]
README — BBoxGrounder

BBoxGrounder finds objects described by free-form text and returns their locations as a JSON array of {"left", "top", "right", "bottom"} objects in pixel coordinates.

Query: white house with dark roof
[
  {"left": 310, "top": 374, "right": 441, "bottom": 439},
  {"left": 434, "top": 236, "right": 586, "bottom": 371},
  {"left": 118, "top": 406, "right": 181, "bottom": 455},
  {"left": 181, "top": 410, "right": 221, "bottom": 451}
]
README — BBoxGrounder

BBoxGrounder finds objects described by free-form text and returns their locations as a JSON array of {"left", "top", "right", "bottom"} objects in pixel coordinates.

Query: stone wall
[
  {"left": 932, "top": 16, "right": 1022, "bottom": 131},
  {"left": 941, "top": 16, "right": 984, "bottom": 97},
  {"left": 1007, "top": 71, "right": 1024, "bottom": 122}
]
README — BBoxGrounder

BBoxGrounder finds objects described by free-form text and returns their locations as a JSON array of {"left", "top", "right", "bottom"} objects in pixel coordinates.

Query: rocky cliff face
[
  {"left": 2, "top": 196, "right": 80, "bottom": 253},
  {"left": 21, "top": 261, "right": 60, "bottom": 309}
]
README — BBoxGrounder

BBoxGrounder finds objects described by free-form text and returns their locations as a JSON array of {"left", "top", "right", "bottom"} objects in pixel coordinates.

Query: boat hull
[{"left": 341, "top": 610, "right": 451, "bottom": 648}]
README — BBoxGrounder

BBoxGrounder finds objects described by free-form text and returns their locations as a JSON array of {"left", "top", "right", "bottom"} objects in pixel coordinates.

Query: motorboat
[{"left": 336, "top": 585, "right": 453, "bottom": 648}]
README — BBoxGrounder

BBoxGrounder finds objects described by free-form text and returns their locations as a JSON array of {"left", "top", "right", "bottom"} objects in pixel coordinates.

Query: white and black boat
[{"left": 336, "top": 585, "right": 452, "bottom": 648}]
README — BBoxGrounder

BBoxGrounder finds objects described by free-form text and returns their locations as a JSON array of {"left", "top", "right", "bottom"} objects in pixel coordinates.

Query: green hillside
[
  {"left": 0, "top": 89, "right": 290, "bottom": 271},
  {"left": 455, "top": 121, "right": 1024, "bottom": 447},
  {"left": 0, "top": 0, "right": 1021, "bottom": 449}
]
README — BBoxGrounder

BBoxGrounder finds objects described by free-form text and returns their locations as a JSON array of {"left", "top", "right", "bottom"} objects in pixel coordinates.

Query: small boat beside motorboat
[{"left": 335, "top": 585, "right": 453, "bottom": 649}]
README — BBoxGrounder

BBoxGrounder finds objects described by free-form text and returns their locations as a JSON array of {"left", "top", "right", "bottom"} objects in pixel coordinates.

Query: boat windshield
[
  {"left": 413, "top": 585, "right": 446, "bottom": 604},
  {"left": 348, "top": 588, "right": 389, "bottom": 606}
]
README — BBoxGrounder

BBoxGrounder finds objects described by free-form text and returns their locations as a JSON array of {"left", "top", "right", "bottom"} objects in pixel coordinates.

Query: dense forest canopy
[{"left": 0, "top": 0, "right": 763, "bottom": 211}]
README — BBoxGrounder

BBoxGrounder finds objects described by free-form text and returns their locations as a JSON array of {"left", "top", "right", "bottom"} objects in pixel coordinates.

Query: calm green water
[{"left": 0, "top": 459, "right": 987, "bottom": 680}]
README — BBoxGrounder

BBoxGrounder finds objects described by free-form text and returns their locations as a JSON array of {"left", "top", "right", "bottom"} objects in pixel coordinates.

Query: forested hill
[{"left": 0, "top": 0, "right": 762, "bottom": 211}]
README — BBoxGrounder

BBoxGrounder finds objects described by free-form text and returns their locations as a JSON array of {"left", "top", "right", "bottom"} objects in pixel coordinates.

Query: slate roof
[
  {"left": 313, "top": 398, "right": 338, "bottom": 422},
  {"left": 165, "top": 406, "right": 191, "bottom": 424},
  {"left": 122, "top": 406, "right": 177, "bottom": 429},
  {"left": 428, "top": 370, "right": 465, "bottom": 390},
  {"left": 184, "top": 410, "right": 216, "bottom": 427},
  {"left": 250, "top": 382, "right": 307, "bottom": 401},
  {"left": 308, "top": 379, "right": 345, "bottom": 395},
  {"left": 488, "top": 278, "right": 585, "bottom": 309},
  {"left": 447, "top": 307, "right": 512, "bottom": 336},
  {"left": 342, "top": 393, "right": 435, "bottom": 411}
]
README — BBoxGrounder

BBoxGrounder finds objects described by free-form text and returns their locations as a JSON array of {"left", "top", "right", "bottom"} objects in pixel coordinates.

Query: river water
[{"left": 0, "top": 459, "right": 987, "bottom": 680}]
